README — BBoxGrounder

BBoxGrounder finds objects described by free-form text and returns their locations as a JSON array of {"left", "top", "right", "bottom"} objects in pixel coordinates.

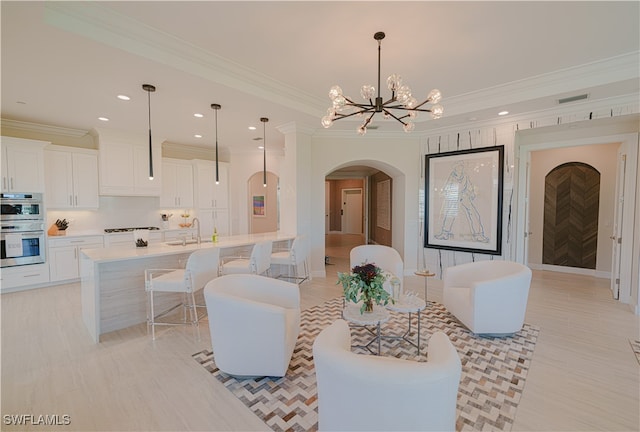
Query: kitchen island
[{"left": 80, "top": 232, "right": 295, "bottom": 343}]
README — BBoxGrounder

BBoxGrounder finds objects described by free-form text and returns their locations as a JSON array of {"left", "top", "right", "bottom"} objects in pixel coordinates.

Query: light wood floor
[{"left": 2, "top": 235, "right": 638, "bottom": 431}]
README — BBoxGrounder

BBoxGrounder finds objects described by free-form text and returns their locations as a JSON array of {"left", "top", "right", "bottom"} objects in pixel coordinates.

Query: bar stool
[
  {"left": 271, "top": 235, "right": 309, "bottom": 284},
  {"left": 220, "top": 240, "right": 273, "bottom": 276},
  {"left": 144, "top": 247, "right": 220, "bottom": 339}
]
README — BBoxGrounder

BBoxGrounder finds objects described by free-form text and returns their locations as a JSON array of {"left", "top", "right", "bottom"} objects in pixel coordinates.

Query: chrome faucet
[{"left": 192, "top": 217, "right": 201, "bottom": 244}]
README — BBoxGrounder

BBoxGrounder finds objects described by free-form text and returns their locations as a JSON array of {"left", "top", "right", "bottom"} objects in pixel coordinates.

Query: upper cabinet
[
  {"left": 0, "top": 136, "right": 47, "bottom": 193},
  {"left": 44, "top": 146, "right": 99, "bottom": 209},
  {"left": 93, "top": 128, "right": 162, "bottom": 196},
  {"left": 160, "top": 158, "right": 194, "bottom": 209},
  {"left": 194, "top": 160, "right": 229, "bottom": 209}
]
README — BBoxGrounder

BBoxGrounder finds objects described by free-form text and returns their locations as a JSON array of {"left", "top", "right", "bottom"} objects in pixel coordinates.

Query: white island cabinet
[
  {"left": 80, "top": 232, "right": 295, "bottom": 343},
  {"left": 49, "top": 235, "right": 104, "bottom": 282}
]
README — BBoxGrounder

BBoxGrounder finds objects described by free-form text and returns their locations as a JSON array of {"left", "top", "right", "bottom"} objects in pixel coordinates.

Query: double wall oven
[{"left": 0, "top": 193, "right": 45, "bottom": 268}]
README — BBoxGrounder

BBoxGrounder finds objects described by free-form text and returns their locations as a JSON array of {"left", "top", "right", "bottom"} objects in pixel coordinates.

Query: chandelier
[{"left": 321, "top": 32, "right": 443, "bottom": 135}]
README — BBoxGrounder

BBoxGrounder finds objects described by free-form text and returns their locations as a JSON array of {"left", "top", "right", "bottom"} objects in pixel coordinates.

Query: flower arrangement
[{"left": 337, "top": 262, "right": 392, "bottom": 314}]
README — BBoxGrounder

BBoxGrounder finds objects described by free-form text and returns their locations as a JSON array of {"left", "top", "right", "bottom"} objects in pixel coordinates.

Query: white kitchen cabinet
[
  {"left": 93, "top": 128, "right": 162, "bottom": 196},
  {"left": 0, "top": 136, "right": 47, "bottom": 193},
  {"left": 48, "top": 235, "right": 104, "bottom": 282},
  {"left": 45, "top": 146, "right": 99, "bottom": 209},
  {"left": 160, "top": 158, "right": 194, "bottom": 208},
  {"left": 0, "top": 263, "right": 50, "bottom": 292},
  {"left": 195, "top": 160, "right": 229, "bottom": 209},
  {"left": 193, "top": 160, "right": 230, "bottom": 235},
  {"left": 198, "top": 208, "right": 230, "bottom": 238}
]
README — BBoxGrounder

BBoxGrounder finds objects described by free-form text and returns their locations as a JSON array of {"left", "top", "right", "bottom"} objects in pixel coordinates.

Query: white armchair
[
  {"left": 204, "top": 274, "right": 300, "bottom": 377},
  {"left": 443, "top": 260, "right": 532, "bottom": 335},
  {"left": 313, "top": 319, "right": 461, "bottom": 432},
  {"left": 350, "top": 244, "right": 404, "bottom": 295}
]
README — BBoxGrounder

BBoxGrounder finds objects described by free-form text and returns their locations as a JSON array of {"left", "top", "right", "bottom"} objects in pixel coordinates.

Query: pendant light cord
[{"left": 215, "top": 107, "right": 219, "bottom": 184}]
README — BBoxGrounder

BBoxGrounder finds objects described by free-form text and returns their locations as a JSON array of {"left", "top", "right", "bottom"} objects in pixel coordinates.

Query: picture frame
[
  {"left": 424, "top": 146, "right": 504, "bottom": 255},
  {"left": 252, "top": 195, "right": 266, "bottom": 217}
]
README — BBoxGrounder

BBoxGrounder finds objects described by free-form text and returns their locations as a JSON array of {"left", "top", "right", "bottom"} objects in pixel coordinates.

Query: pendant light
[
  {"left": 142, "top": 84, "right": 156, "bottom": 180},
  {"left": 211, "top": 103, "right": 221, "bottom": 184},
  {"left": 260, "top": 117, "right": 268, "bottom": 187}
]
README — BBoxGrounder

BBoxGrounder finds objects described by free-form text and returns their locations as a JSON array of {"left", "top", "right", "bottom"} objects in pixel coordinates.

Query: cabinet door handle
[
  {"left": 10, "top": 177, "right": 14, "bottom": 190},
  {"left": 74, "top": 248, "right": 78, "bottom": 259},
  {"left": 74, "top": 195, "right": 78, "bottom": 206},
  {"left": 70, "top": 195, "right": 73, "bottom": 206},
  {"left": 2, "top": 177, "right": 5, "bottom": 190}
]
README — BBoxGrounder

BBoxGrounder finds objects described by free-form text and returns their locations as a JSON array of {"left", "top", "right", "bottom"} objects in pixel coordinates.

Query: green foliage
[{"left": 337, "top": 262, "right": 391, "bottom": 314}]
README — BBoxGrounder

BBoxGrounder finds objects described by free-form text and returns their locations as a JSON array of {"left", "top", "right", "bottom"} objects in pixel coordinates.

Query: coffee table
[
  {"left": 342, "top": 303, "right": 390, "bottom": 356},
  {"left": 385, "top": 294, "right": 427, "bottom": 356}
]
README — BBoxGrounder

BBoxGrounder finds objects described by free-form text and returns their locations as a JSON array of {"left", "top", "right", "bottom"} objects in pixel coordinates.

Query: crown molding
[
  {"left": 1, "top": 118, "right": 88, "bottom": 137},
  {"left": 44, "top": 2, "right": 326, "bottom": 117},
  {"left": 442, "top": 52, "right": 639, "bottom": 119}
]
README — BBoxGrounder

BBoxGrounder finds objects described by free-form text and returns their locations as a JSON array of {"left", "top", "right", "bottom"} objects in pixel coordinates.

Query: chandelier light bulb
[
  {"left": 403, "top": 122, "right": 415, "bottom": 132},
  {"left": 360, "top": 85, "right": 375, "bottom": 100},
  {"left": 322, "top": 32, "right": 442, "bottom": 134},
  {"left": 387, "top": 74, "right": 402, "bottom": 91},
  {"left": 430, "top": 104, "right": 444, "bottom": 119},
  {"left": 332, "top": 95, "right": 347, "bottom": 110},
  {"left": 397, "top": 85, "right": 412, "bottom": 104},
  {"left": 428, "top": 88, "right": 442, "bottom": 104},
  {"left": 329, "top": 85, "right": 343, "bottom": 100}
]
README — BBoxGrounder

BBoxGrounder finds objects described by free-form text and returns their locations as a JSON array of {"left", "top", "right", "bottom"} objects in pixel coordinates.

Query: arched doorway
[
  {"left": 324, "top": 165, "right": 393, "bottom": 273},
  {"left": 543, "top": 162, "right": 600, "bottom": 269}
]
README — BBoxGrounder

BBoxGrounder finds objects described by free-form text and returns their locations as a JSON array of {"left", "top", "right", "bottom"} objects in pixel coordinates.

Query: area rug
[{"left": 193, "top": 298, "right": 539, "bottom": 431}]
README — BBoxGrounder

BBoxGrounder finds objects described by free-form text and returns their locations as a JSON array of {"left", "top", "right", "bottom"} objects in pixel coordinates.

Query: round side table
[
  {"left": 342, "top": 303, "right": 390, "bottom": 356},
  {"left": 414, "top": 270, "right": 435, "bottom": 306}
]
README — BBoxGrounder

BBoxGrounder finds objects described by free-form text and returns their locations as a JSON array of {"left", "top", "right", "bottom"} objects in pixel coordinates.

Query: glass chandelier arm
[
  {"left": 363, "top": 111, "right": 376, "bottom": 128},
  {"left": 382, "top": 108, "right": 408, "bottom": 125},
  {"left": 334, "top": 107, "right": 375, "bottom": 121}
]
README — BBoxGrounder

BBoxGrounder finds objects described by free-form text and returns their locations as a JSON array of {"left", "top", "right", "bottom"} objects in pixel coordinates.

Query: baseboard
[{"left": 529, "top": 263, "right": 610, "bottom": 279}]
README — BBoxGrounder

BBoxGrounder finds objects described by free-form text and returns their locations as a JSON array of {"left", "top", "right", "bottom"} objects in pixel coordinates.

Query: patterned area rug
[{"left": 193, "top": 298, "right": 539, "bottom": 431}]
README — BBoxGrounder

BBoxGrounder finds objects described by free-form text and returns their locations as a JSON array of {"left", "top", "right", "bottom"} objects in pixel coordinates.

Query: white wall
[
  {"left": 309, "top": 133, "right": 421, "bottom": 277},
  {"left": 228, "top": 150, "right": 282, "bottom": 235},
  {"left": 529, "top": 143, "right": 618, "bottom": 275}
]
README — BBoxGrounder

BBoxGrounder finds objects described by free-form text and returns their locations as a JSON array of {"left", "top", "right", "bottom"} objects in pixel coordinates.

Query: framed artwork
[
  {"left": 425, "top": 146, "right": 504, "bottom": 255},
  {"left": 252, "top": 195, "right": 265, "bottom": 217}
]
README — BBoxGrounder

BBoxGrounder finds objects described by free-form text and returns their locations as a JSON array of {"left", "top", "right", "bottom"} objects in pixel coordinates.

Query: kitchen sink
[{"left": 165, "top": 238, "right": 211, "bottom": 246}]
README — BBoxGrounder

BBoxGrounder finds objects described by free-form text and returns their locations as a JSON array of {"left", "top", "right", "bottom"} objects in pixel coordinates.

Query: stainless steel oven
[
  {"left": 1, "top": 193, "right": 43, "bottom": 221},
  {"left": 0, "top": 193, "right": 45, "bottom": 267}
]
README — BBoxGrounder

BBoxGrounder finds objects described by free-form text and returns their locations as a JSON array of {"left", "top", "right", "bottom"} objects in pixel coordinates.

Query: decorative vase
[{"left": 364, "top": 299, "right": 374, "bottom": 313}]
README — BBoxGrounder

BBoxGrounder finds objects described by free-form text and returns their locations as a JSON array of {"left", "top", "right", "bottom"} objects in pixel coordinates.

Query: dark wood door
[{"left": 543, "top": 162, "right": 600, "bottom": 269}]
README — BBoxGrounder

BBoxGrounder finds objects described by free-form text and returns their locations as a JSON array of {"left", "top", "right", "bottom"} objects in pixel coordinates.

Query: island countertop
[
  {"left": 80, "top": 231, "right": 295, "bottom": 343},
  {"left": 81, "top": 231, "right": 296, "bottom": 263}
]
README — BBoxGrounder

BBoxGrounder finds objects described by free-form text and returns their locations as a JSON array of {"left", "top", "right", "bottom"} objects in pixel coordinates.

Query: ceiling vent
[{"left": 558, "top": 93, "right": 589, "bottom": 104}]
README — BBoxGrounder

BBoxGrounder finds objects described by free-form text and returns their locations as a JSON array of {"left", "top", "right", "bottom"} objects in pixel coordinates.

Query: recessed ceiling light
[
  {"left": 194, "top": 113, "right": 204, "bottom": 118},
  {"left": 117, "top": 95, "right": 130, "bottom": 101},
  {"left": 248, "top": 126, "right": 257, "bottom": 131},
  {"left": 498, "top": 110, "right": 509, "bottom": 116},
  {"left": 98, "top": 117, "right": 109, "bottom": 122},
  {"left": 258, "top": 146, "right": 264, "bottom": 150},
  {"left": 194, "top": 134, "right": 202, "bottom": 138}
]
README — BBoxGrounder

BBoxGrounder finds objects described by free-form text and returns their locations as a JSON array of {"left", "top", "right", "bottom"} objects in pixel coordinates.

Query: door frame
[
  {"left": 515, "top": 130, "right": 638, "bottom": 308},
  {"left": 341, "top": 188, "right": 363, "bottom": 235}
]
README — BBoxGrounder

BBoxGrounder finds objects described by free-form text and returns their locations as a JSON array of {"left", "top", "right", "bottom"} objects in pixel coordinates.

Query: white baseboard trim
[{"left": 529, "top": 263, "right": 610, "bottom": 279}]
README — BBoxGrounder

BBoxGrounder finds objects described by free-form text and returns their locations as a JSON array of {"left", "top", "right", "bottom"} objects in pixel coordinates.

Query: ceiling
[{"left": 1, "top": 1, "right": 638, "bottom": 155}]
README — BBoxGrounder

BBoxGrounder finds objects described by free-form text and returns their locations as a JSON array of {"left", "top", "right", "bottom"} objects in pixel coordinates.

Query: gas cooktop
[{"left": 104, "top": 226, "right": 160, "bottom": 233}]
